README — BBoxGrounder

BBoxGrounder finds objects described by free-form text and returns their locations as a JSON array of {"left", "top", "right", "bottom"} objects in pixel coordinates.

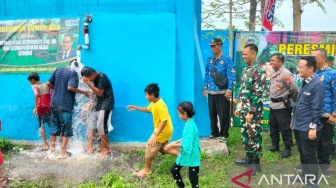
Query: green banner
[
  {"left": 233, "top": 31, "right": 336, "bottom": 127},
  {"left": 0, "top": 18, "right": 79, "bottom": 73}
]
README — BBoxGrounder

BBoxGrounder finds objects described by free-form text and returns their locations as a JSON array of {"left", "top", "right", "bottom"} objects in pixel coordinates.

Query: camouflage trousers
[{"left": 240, "top": 111, "right": 263, "bottom": 159}]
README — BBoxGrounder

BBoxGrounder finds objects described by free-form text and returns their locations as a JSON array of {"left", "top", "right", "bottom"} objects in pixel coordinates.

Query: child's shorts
[
  {"left": 50, "top": 107, "right": 73, "bottom": 137},
  {"left": 145, "top": 140, "right": 168, "bottom": 158},
  {"left": 38, "top": 113, "right": 51, "bottom": 128}
]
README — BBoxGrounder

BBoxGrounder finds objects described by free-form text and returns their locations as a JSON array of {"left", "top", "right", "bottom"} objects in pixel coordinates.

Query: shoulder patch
[
  {"left": 285, "top": 75, "right": 291, "bottom": 85},
  {"left": 320, "top": 75, "right": 325, "bottom": 82},
  {"left": 231, "top": 68, "right": 235, "bottom": 73}
]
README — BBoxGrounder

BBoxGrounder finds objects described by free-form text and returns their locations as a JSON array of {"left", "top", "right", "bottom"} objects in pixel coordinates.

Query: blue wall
[{"left": 0, "top": 0, "right": 215, "bottom": 142}]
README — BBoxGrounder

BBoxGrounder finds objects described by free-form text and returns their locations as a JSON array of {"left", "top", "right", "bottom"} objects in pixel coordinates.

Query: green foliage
[
  {"left": 101, "top": 173, "right": 126, "bottom": 188},
  {"left": 8, "top": 128, "right": 336, "bottom": 187},
  {"left": 202, "top": 0, "right": 326, "bottom": 31},
  {"left": 0, "top": 138, "right": 15, "bottom": 151},
  {"left": 0, "top": 139, "right": 26, "bottom": 160},
  {"left": 9, "top": 178, "right": 58, "bottom": 188}
]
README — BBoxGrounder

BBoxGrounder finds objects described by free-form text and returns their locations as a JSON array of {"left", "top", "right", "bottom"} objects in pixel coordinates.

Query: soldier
[
  {"left": 266, "top": 53, "right": 298, "bottom": 158},
  {"left": 234, "top": 43, "right": 266, "bottom": 175}
]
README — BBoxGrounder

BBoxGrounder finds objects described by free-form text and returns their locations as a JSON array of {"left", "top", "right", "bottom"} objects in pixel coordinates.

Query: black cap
[{"left": 209, "top": 38, "right": 223, "bottom": 46}]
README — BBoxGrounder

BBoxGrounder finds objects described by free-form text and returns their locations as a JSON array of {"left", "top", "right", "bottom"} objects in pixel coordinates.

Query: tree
[
  {"left": 249, "top": 0, "right": 257, "bottom": 31},
  {"left": 292, "top": 0, "right": 326, "bottom": 31},
  {"left": 202, "top": 0, "right": 326, "bottom": 31},
  {"left": 202, "top": 0, "right": 285, "bottom": 31}
]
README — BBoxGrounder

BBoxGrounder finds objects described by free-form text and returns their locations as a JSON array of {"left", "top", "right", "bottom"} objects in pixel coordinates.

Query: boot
[
  {"left": 234, "top": 154, "right": 253, "bottom": 166},
  {"left": 266, "top": 141, "right": 279, "bottom": 152},
  {"left": 250, "top": 158, "right": 262, "bottom": 176},
  {"left": 267, "top": 145, "right": 279, "bottom": 152},
  {"left": 280, "top": 145, "right": 291, "bottom": 158},
  {"left": 330, "top": 143, "right": 336, "bottom": 161}
]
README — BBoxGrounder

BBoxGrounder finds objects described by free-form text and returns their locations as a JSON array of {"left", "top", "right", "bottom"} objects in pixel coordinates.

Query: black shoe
[
  {"left": 207, "top": 135, "right": 218, "bottom": 140},
  {"left": 266, "top": 145, "right": 279, "bottom": 152},
  {"left": 294, "top": 164, "right": 302, "bottom": 172},
  {"left": 289, "top": 173, "right": 305, "bottom": 183},
  {"left": 250, "top": 158, "right": 262, "bottom": 176},
  {"left": 234, "top": 157, "right": 253, "bottom": 166},
  {"left": 280, "top": 147, "right": 291, "bottom": 158},
  {"left": 305, "top": 184, "right": 320, "bottom": 188},
  {"left": 321, "top": 169, "right": 331, "bottom": 177}
]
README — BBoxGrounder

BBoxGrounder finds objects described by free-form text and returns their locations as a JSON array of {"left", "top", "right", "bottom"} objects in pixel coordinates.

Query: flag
[{"left": 262, "top": 0, "right": 276, "bottom": 31}]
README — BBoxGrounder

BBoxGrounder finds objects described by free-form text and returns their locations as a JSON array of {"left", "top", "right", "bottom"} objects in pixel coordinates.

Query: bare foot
[
  {"left": 97, "top": 149, "right": 111, "bottom": 157},
  {"left": 50, "top": 147, "right": 56, "bottom": 153},
  {"left": 135, "top": 169, "right": 152, "bottom": 177},
  {"left": 58, "top": 151, "right": 72, "bottom": 159},
  {"left": 41, "top": 144, "right": 49, "bottom": 151},
  {"left": 84, "top": 146, "right": 94, "bottom": 154}
]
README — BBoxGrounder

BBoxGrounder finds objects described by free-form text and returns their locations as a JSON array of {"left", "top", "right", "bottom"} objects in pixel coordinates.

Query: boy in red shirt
[{"left": 28, "top": 72, "right": 52, "bottom": 151}]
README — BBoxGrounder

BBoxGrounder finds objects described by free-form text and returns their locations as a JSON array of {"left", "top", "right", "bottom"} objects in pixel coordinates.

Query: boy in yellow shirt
[{"left": 127, "top": 83, "right": 178, "bottom": 177}]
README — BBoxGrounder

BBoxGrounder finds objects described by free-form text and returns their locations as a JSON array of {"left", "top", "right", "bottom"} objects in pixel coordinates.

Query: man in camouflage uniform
[
  {"left": 234, "top": 43, "right": 266, "bottom": 175},
  {"left": 267, "top": 53, "right": 298, "bottom": 158}
]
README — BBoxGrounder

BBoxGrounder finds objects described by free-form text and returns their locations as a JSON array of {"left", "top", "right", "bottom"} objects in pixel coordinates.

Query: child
[
  {"left": 81, "top": 66, "right": 114, "bottom": 157},
  {"left": 81, "top": 95, "right": 99, "bottom": 154},
  {"left": 28, "top": 72, "right": 52, "bottom": 151},
  {"left": 164, "top": 101, "right": 201, "bottom": 188},
  {"left": 127, "top": 83, "right": 178, "bottom": 177}
]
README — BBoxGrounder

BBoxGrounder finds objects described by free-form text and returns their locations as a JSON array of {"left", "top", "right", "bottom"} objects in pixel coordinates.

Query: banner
[
  {"left": 261, "top": 0, "right": 276, "bottom": 31},
  {"left": 0, "top": 18, "right": 79, "bottom": 73},
  {"left": 233, "top": 31, "right": 336, "bottom": 127}
]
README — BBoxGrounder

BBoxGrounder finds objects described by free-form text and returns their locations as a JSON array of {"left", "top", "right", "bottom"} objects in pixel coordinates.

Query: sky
[{"left": 202, "top": 0, "right": 336, "bottom": 31}]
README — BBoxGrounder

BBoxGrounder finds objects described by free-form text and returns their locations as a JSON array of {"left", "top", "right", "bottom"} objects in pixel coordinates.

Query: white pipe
[{"left": 77, "top": 15, "right": 92, "bottom": 64}]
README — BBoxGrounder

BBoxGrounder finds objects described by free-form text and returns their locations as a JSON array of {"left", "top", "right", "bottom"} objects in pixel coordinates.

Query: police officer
[
  {"left": 267, "top": 53, "right": 298, "bottom": 158},
  {"left": 234, "top": 43, "right": 266, "bottom": 175}
]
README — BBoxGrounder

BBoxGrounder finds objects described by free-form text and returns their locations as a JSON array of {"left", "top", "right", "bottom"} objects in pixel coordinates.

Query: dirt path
[
  {"left": 5, "top": 140, "right": 227, "bottom": 186},
  {"left": 7, "top": 149, "right": 135, "bottom": 185}
]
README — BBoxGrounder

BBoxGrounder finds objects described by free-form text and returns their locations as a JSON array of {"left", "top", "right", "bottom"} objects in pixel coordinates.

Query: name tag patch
[{"left": 303, "top": 92, "right": 311, "bottom": 96}]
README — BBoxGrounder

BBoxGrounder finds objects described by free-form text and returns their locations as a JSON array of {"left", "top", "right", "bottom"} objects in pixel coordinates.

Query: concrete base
[
  {"left": 12, "top": 139, "right": 229, "bottom": 157},
  {"left": 200, "top": 139, "right": 229, "bottom": 157},
  {"left": 110, "top": 139, "right": 229, "bottom": 157}
]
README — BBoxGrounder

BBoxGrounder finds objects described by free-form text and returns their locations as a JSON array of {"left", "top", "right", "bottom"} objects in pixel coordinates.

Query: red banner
[{"left": 262, "top": 0, "right": 276, "bottom": 31}]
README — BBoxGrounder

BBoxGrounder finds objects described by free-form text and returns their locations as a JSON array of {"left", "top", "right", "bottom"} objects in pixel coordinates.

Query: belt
[
  {"left": 271, "top": 98, "right": 282, "bottom": 103},
  {"left": 321, "top": 117, "right": 329, "bottom": 120}
]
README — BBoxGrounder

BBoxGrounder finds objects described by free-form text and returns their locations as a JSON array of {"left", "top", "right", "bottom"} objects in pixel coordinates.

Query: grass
[
  {"left": 0, "top": 138, "right": 26, "bottom": 160},
  {"left": 4, "top": 128, "right": 336, "bottom": 187}
]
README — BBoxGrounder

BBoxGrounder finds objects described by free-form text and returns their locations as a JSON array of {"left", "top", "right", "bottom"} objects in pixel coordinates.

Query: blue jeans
[{"left": 50, "top": 107, "right": 73, "bottom": 137}]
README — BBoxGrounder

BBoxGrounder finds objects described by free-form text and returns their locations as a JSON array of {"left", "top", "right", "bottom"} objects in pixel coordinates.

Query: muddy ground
[
  {"left": 5, "top": 140, "right": 227, "bottom": 186},
  {"left": 6, "top": 144, "right": 142, "bottom": 186}
]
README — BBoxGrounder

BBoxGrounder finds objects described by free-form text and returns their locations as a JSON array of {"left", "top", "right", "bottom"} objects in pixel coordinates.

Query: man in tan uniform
[{"left": 267, "top": 53, "right": 298, "bottom": 158}]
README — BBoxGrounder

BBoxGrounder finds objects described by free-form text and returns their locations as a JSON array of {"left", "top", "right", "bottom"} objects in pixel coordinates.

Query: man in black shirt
[{"left": 81, "top": 66, "right": 115, "bottom": 156}]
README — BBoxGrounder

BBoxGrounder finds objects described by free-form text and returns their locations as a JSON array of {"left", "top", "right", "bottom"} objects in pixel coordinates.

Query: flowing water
[{"left": 5, "top": 61, "right": 137, "bottom": 186}]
